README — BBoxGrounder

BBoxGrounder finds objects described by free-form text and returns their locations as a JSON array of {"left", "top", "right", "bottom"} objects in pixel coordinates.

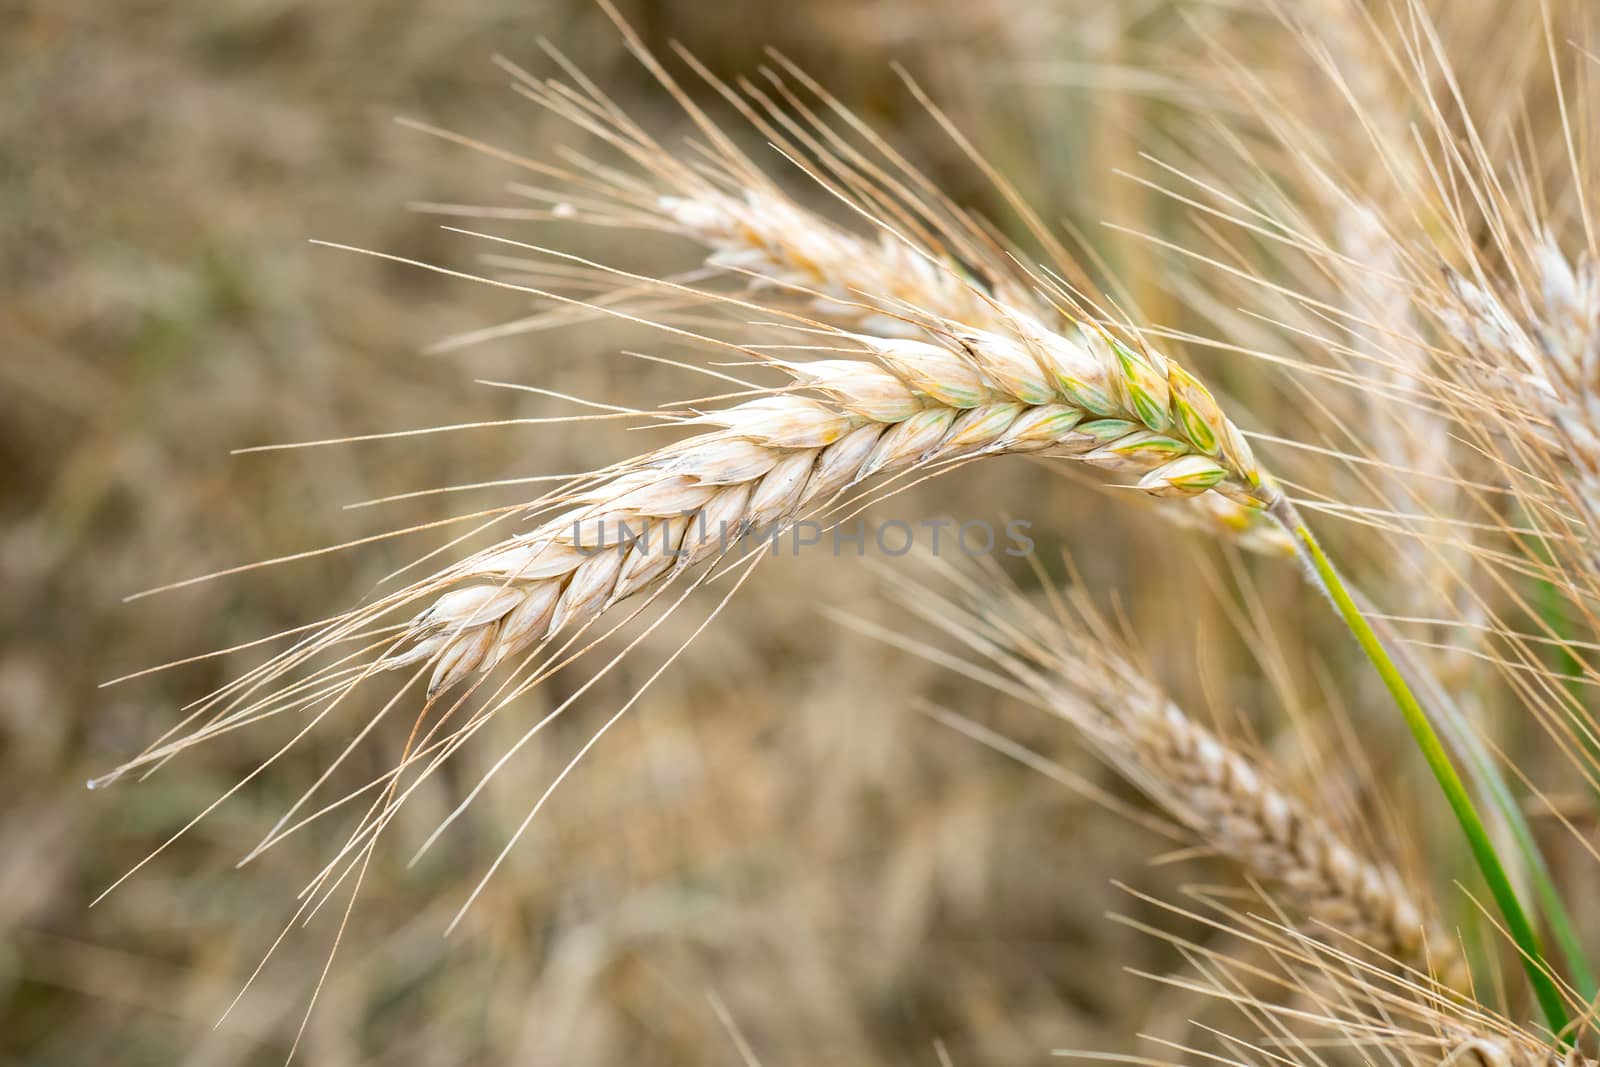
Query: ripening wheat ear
[
  {"left": 384, "top": 296, "right": 1273, "bottom": 695},
  {"left": 884, "top": 555, "right": 1462, "bottom": 983},
  {"left": 88, "top": 244, "right": 1280, "bottom": 927},
  {"left": 651, "top": 190, "right": 1294, "bottom": 555}
]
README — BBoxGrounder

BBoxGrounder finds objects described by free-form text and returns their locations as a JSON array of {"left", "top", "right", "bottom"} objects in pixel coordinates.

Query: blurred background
[{"left": 4, "top": 1, "right": 1567, "bottom": 1063}]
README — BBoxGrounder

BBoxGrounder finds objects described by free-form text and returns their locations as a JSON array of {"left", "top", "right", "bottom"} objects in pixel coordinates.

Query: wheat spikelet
[
  {"left": 890, "top": 558, "right": 1458, "bottom": 981},
  {"left": 1325, "top": 202, "right": 1495, "bottom": 698},
  {"left": 1336, "top": 208, "right": 1453, "bottom": 518},
  {"left": 653, "top": 188, "right": 1033, "bottom": 340},
  {"left": 1295, "top": 6, "right": 1459, "bottom": 543},
  {"left": 387, "top": 295, "right": 1271, "bottom": 693}
]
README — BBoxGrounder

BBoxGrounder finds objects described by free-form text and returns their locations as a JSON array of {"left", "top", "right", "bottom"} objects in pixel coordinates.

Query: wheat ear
[
  {"left": 652, "top": 189, "right": 1291, "bottom": 554},
  {"left": 386, "top": 293, "right": 1270, "bottom": 694},
  {"left": 1122, "top": 698, "right": 1458, "bottom": 977},
  {"left": 889, "top": 558, "right": 1459, "bottom": 981}
]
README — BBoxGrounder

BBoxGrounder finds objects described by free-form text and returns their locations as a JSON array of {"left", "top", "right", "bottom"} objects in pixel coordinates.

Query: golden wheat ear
[{"left": 381, "top": 303, "right": 1275, "bottom": 695}]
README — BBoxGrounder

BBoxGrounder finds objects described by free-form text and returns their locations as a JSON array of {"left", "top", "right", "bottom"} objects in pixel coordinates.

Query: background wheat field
[{"left": 6, "top": 1, "right": 1598, "bottom": 1064}]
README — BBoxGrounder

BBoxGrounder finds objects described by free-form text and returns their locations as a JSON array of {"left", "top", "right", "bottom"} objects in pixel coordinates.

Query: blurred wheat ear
[{"left": 879, "top": 553, "right": 1467, "bottom": 987}]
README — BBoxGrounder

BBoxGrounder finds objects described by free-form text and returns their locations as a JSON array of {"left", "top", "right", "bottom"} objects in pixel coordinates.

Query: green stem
[
  {"left": 1376, "top": 609, "right": 1599, "bottom": 1004},
  {"left": 1268, "top": 495, "right": 1571, "bottom": 1036}
]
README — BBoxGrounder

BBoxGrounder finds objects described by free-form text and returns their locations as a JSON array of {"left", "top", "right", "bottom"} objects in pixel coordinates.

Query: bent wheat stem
[
  {"left": 1369, "top": 601, "right": 1600, "bottom": 1006},
  {"left": 1268, "top": 494, "right": 1571, "bottom": 1036}
]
